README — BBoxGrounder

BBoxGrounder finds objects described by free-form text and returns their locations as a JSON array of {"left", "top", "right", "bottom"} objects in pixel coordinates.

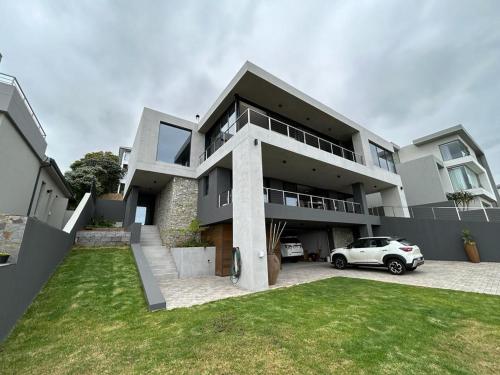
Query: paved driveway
[
  {"left": 160, "top": 260, "right": 500, "bottom": 309},
  {"left": 277, "top": 260, "right": 500, "bottom": 295}
]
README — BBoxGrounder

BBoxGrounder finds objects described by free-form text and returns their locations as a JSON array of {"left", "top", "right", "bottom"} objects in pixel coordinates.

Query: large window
[
  {"left": 370, "top": 142, "right": 396, "bottom": 173},
  {"left": 448, "top": 165, "right": 481, "bottom": 191},
  {"left": 156, "top": 123, "right": 191, "bottom": 166},
  {"left": 439, "top": 140, "right": 470, "bottom": 161}
]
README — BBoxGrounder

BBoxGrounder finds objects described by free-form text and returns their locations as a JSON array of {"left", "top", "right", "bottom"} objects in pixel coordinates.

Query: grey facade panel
[
  {"left": 95, "top": 199, "right": 126, "bottom": 222},
  {"left": 131, "top": 243, "right": 166, "bottom": 311},
  {"left": 374, "top": 217, "right": 500, "bottom": 262},
  {"left": 397, "top": 156, "right": 447, "bottom": 206},
  {"left": 265, "top": 203, "right": 381, "bottom": 226},
  {"left": 197, "top": 167, "right": 232, "bottom": 225}
]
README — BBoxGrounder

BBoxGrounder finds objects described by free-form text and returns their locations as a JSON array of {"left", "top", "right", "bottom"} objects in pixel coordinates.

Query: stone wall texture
[
  {"left": 155, "top": 177, "right": 198, "bottom": 247},
  {"left": 76, "top": 230, "right": 130, "bottom": 247},
  {"left": 0, "top": 215, "right": 28, "bottom": 263},
  {"left": 332, "top": 227, "right": 354, "bottom": 248}
]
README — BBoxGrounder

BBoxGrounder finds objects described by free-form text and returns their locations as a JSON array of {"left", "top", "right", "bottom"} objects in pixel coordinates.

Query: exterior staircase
[{"left": 140, "top": 225, "right": 178, "bottom": 280}]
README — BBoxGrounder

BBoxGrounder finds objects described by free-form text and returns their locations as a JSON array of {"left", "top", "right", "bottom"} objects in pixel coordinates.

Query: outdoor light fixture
[
  {"left": 254, "top": 139, "right": 259, "bottom": 146},
  {"left": 195, "top": 114, "right": 200, "bottom": 121}
]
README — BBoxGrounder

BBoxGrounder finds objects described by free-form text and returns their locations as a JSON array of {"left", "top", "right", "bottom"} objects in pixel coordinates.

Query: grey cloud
[{"left": 0, "top": 0, "right": 499, "bottom": 182}]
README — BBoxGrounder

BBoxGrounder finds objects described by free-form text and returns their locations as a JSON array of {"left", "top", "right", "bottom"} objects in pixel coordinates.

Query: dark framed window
[
  {"left": 370, "top": 142, "right": 396, "bottom": 173},
  {"left": 439, "top": 140, "right": 470, "bottom": 161},
  {"left": 156, "top": 123, "right": 191, "bottom": 166}
]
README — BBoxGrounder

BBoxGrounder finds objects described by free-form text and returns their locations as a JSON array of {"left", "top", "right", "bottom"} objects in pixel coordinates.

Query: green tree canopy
[{"left": 65, "top": 151, "right": 123, "bottom": 202}]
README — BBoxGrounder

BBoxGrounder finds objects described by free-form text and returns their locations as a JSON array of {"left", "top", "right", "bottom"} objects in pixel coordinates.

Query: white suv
[
  {"left": 330, "top": 237, "right": 424, "bottom": 275},
  {"left": 280, "top": 236, "right": 304, "bottom": 262}
]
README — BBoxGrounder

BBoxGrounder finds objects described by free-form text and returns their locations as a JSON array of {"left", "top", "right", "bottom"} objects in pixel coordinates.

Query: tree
[
  {"left": 65, "top": 151, "right": 123, "bottom": 202},
  {"left": 446, "top": 191, "right": 474, "bottom": 211}
]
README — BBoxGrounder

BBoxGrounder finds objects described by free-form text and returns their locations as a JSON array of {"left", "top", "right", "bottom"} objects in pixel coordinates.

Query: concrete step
[{"left": 141, "top": 245, "right": 179, "bottom": 280}]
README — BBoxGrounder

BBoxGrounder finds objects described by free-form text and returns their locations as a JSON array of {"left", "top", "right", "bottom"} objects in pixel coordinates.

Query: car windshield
[
  {"left": 395, "top": 238, "right": 413, "bottom": 246},
  {"left": 281, "top": 238, "right": 300, "bottom": 244}
]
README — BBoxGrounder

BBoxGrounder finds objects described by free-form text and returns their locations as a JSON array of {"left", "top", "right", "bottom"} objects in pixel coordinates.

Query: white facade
[
  {"left": 397, "top": 126, "right": 498, "bottom": 208},
  {"left": 117, "top": 146, "right": 131, "bottom": 194},
  {"left": 0, "top": 74, "right": 72, "bottom": 229}
]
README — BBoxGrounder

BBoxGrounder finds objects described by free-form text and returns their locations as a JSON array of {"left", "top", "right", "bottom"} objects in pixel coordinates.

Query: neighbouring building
[
  {"left": 117, "top": 146, "right": 131, "bottom": 194},
  {"left": 395, "top": 126, "right": 499, "bottom": 208},
  {"left": 123, "top": 61, "right": 409, "bottom": 291},
  {"left": 0, "top": 72, "right": 72, "bottom": 229}
]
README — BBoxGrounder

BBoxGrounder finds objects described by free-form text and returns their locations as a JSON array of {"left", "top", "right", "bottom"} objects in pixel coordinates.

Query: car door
[
  {"left": 364, "top": 239, "right": 386, "bottom": 263},
  {"left": 349, "top": 239, "right": 369, "bottom": 262}
]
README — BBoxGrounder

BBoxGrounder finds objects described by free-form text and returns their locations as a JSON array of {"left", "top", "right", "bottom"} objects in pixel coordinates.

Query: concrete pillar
[
  {"left": 124, "top": 186, "right": 139, "bottom": 226},
  {"left": 232, "top": 137, "right": 268, "bottom": 291},
  {"left": 352, "top": 182, "right": 368, "bottom": 214},
  {"left": 352, "top": 130, "right": 372, "bottom": 166},
  {"left": 380, "top": 185, "right": 410, "bottom": 218}
]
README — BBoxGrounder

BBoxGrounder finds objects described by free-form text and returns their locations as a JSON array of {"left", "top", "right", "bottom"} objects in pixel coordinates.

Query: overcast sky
[{"left": 1, "top": 0, "right": 499, "bottom": 181}]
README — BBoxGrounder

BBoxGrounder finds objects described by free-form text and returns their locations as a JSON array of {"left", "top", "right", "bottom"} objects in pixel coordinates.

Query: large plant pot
[
  {"left": 267, "top": 253, "right": 281, "bottom": 286},
  {"left": 0, "top": 254, "right": 10, "bottom": 264},
  {"left": 464, "top": 242, "right": 480, "bottom": 263}
]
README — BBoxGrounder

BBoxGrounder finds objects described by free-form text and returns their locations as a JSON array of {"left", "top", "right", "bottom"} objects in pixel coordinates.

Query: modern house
[
  {"left": 0, "top": 73, "right": 72, "bottom": 229},
  {"left": 123, "top": 62, "right": 409, "bottom": 291},
  {"left": 395, "top": 126, "right": 498, "bottom": 208},
  {"left": 117, "top": 146, "right": 131, "bottom": 194}
]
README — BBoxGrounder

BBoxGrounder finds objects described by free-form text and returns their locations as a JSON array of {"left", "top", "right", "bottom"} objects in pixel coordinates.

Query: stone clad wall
[
  {"left": 0, "top": 215, "right": 28, "bottom": 263},
  {"left": 75, "top": 230, "right": 130, "bottom": 247},
  {"left": 155, "top": 177, "right": 198, "bottom": 247}
]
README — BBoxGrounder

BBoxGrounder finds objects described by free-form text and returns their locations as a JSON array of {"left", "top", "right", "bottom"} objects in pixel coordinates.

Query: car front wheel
[
  {"left": 387, "top": 259, "right": 406, "bottom": 275},
  {"left": 332, "top": 256, "right": 347, "bottom": 270}
]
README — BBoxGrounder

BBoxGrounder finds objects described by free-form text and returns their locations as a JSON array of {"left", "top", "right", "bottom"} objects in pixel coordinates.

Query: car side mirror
[{"left": 346, "top": 244, "right": 352, "bottom": 249}]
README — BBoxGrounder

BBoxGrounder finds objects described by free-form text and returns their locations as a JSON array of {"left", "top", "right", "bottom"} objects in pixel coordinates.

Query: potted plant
[
  {"left": 267, "top": 221, "right": 286, "bottom": 285},
  {"left": 0, "top": 252, "right": 10, "bottom": 264},
  {"left": 462, "top": 229, "right": 480, "bottom": 263}
]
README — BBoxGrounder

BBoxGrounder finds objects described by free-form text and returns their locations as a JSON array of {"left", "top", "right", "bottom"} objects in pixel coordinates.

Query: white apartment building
[{"left": 396, "top": 126, "right": 498, "bottom": 208}]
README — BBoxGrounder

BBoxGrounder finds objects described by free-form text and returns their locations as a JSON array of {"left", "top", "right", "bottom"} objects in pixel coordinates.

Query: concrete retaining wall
[
  {"left": 374, "top": 217, "right": 500, "bottom": 262},
  {"left": 0, "top": 191, "right": 95, "bottom": 342},
  {"left": 171, "top": 246, "right": 216, "bottom": 278},
  {"left": 75, "top": 229, "right": 130, "bottom": 247},
  {"left": 94, "top": 199, "right": 125, "bottom": 223}
]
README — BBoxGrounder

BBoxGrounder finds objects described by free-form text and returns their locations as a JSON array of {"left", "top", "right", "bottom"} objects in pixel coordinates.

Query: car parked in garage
[
  {"left": 280, "top": 236, "right": 305, "bottom": 262},
  {"left": 330, "top": 236, "right": 424, "bottom": 275}
]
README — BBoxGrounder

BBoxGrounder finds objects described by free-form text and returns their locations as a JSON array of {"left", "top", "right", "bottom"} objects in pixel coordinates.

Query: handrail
[
  {"left": 249, "top": 109, "right": 364, "bottom": 164},
  {"left": 369, "top": 205, "right": 498, "bottom": 222},
  {"left": 0, "top": 73, "right": 47, "bottom": 138},
  {"left": 199, "top": 110, "right": 249, "bottom": 164},
  {"left": 263, "top": 187, "right": 362, "bottom": 213},
  {"left": 216, "top": 187, "right": 362, "bottom": 213},
  {"left": 199, "top": 108, "right": 364, "bottom": 165}
]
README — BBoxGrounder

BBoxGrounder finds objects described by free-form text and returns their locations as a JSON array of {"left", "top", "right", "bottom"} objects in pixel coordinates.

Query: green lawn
[{"left": 1, "top": 247, "right": 499, "bottom": 374}]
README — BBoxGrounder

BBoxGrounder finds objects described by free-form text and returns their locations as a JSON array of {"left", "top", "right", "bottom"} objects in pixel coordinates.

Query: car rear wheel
[
  {"left": 332, "top": 255, "right": 347, "bottom": 270},
  {"left": 387, "top": 258, "right": 406, "bottom": 275}
]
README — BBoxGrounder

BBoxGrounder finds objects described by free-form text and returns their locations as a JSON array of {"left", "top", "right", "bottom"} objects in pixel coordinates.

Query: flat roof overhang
[
  {"left": 198, "top": 63, "right": 360, "bottom": 142},
  {"left": 127, "top": 169, "right": 175, "bottom": 194},
  {"left": 200, "top": 143, "right": 397, "bottom": 195}
]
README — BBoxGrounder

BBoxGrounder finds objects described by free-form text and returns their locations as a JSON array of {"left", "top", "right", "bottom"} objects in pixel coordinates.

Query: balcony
[
  {"left": 217, "top": 187, "right": 363, "bottom": 214},
  {"left": 0, "top": 73, "right": 46, "bottom": 138},
  {"left": 200, "top": 108, "right": 363, "bottom": 165}
]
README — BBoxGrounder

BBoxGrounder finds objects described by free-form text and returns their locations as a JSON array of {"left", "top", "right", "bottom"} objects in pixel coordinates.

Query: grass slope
[{"left": 1, "top": 247, "right": 499, "bottom": 374}]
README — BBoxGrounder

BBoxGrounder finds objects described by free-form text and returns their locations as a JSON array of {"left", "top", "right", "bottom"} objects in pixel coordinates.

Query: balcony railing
[
  {"left": 217, "top": 187, "right": 363, "bottom": 214},
  {"left": 264, "top": 187, "right": 362, "bottom": 213},
  {"left": 370, "top": 205, "right": 500, "bottom": 222},
  {"left": 0, "top": 73, "right": 46, "bottom": 138},
  {"left": 200, "top": 108, "right": 363, "bottom": 165}
]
